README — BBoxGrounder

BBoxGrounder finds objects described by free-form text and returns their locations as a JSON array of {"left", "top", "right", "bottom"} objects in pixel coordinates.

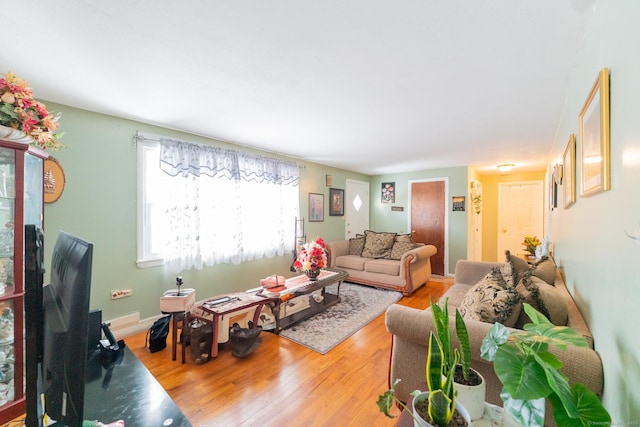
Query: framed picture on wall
[
  {"left": 381, "top": 182, "right": 395, "bottom": 203},
  {"left": 563, "top": 134, "right": 576, "bottom": 208},
  {"left": 579, "top": 68, "right": 610, "bottom": 197},
  {"left": 329, "top": 188, "right": 344, "bottom": 216},
  {"left": 309, "top": 193, "right": 324, "bottom": 222}
]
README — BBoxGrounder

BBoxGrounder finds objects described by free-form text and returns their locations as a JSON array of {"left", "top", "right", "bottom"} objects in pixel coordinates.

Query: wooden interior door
[{"left": 410, "top": 180, "right": 445, "bottom": 275}]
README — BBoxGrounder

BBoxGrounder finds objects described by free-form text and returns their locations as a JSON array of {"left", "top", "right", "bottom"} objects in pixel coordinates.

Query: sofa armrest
[
  {"left": 398, "top": 244, "right": 437, "bottom": 295},
  {"left": 326, "top": 240, "right": 349, "bottom": 268}
]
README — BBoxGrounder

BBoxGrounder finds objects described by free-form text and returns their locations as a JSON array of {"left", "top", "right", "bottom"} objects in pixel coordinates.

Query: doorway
[
  {"left": 409, "top": 179, "right": 447, "bottom": 276},
  {"left": 345, "top": 179, "right": 370, "bottom": 239},
  {"left": 497, "top": 181, "right": 544, "bottom": 259}
]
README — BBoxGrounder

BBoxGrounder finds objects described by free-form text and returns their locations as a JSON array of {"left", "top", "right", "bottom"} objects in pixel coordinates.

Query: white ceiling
[{"left": 1, "top": 1, "right": 595, "bottom": 175}]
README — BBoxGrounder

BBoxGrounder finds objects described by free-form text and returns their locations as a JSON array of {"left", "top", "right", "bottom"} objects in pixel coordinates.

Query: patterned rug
[{"left": 278, "top": 282, "right": 402, "bottom": 354}]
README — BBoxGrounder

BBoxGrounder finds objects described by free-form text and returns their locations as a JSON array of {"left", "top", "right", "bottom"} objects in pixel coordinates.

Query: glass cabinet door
[{"left": 0, "top": 146, "right": 16, "bottom": 408}]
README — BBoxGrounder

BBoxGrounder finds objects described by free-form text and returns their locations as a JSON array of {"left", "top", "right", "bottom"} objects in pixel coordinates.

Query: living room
[{"left": 2, "top": 1, "right": 639, "bottom": 426}]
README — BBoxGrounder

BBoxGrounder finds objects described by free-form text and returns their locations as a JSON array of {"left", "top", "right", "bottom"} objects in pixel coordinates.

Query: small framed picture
[
  {"left": 329, "top": 188, "right": 344, "bottom": 216},
  {"left": 381, "top": 182, "right": 395, "bottom": 203},
  {"left": 452, "top": 196, "right": 465, "bottom": 211},
  {"left": 309, "top": 193, "right": 324, "bottom": 222}
]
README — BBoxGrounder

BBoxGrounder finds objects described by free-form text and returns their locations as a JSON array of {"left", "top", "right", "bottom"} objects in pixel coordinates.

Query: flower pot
[
  {"left": 411, "top": 392, "right": 471, "bottom": 427},
  {"left": 305, "top": 269, "right": 320, "bottom": 281},
  {"left": 454, "top": 368, "right": 486, "bottom": 420}
]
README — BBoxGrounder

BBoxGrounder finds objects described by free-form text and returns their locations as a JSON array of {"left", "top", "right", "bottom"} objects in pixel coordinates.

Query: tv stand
[{"left": 83, "top": 346, "right": 191, "bottom": 426}]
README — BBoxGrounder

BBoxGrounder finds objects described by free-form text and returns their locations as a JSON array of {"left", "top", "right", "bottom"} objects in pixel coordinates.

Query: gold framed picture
[
  {"left": 579, "top": 68, "right": 610, "bottom": 197},
  {"left": 563, "top": 134, "right": 576, "bottom": 208}
]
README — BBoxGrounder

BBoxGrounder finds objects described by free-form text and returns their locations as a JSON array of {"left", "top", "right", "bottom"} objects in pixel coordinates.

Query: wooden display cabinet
[{"left": 0, "top": 139, "right": 46, "bottom": 423}]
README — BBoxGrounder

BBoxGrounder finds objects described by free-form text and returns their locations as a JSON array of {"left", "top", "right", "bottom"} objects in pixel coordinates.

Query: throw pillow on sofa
[
  {"left": 389, "top": 241, "right": 418, "bottom": 260},
  {"left": 349, "top": 234, "right": 365, "bottom": 255},
  {"left": 361, "top": 230, "right": 396, "bottom": 258},
  {"left": 515, "top": 273, "right": 568, "bottom": 327},
  {"left": 531, "top": 256, "right": 557, "bottom": 285},
  {"left": 459, "top": 268, "right": 522, "bottom": 326}
]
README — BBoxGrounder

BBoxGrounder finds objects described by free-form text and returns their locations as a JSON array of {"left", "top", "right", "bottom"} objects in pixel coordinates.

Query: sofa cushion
[
  {"left": 389, "top": 241, "right": 418, "bottom": 260},
  {"left": 349, "top": 234, "right": 365, "bottom": 255},
  {"left": 459, "top": 268, "right": 522, "bottom": 326},
  {"left": 364, "top": 259, "right": 401, "bottom": 275},
  {"left": 531, "top": 256, "right": 556, "bottom": 285},
  {"left": 515, "top": 274, "right": 568, "bottom": 327},
  {"left": 334, "top": 255, "right": 369, "bottom": 271},
  {"left": 361, "top": 230, "right": 396, "bottom": 258}
]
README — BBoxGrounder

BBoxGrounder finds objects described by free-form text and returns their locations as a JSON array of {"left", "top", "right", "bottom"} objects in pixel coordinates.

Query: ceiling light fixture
[{"left": 497, "top": 163, "right": 515, "bottom": 173}]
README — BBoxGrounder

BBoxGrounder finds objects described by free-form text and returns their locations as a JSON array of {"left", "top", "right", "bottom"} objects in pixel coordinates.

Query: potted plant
[
  {"left": 431, "top": 299, "right": 486, "bottom": 420},
  {"left": 522, "top": 235, "right": 541, "bottom": 258},
  {"left": 378, "top": 299, "right": 472, "bottom": 426},
  {"left": 481, "top": 303, "right": 611, "bottom": 427}
]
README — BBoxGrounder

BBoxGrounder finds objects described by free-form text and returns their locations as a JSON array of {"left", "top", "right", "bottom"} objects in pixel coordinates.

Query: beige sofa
[
  {"left": 385, "top": 258, "right": 604, "bottom": 427},
  {"left": 326, "top": 236, "right": 437, "bottom": 296}
]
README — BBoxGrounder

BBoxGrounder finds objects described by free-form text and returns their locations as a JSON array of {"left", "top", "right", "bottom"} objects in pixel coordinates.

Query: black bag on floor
[{"left": 146, "top": 315, "right": 171, "bottom": 353}]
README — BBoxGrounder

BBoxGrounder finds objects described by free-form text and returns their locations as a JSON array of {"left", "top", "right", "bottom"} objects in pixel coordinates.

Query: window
[{"left": 137, "top": 133, "right": 299, "bottom": 272}]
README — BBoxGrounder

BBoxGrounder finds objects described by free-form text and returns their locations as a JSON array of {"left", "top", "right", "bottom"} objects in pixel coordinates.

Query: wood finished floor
[{"left": 125, "top": 279, "right": 453, "bottom": 427}]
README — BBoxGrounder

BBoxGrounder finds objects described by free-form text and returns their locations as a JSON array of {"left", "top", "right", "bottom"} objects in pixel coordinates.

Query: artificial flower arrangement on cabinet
[
  {"left": 0, "top": 71, "right": 63, "bottom": 150},
  {"left": 293, "top": 236, "right": 327, "bottom": 280}
]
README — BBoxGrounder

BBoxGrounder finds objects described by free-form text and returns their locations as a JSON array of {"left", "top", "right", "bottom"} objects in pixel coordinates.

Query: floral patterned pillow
[
  {"left": 361, "top": 230, "right": 396, "bottom": 259},
  {"left": 348, "top": 234, "right": 365, "bottom": 255},
  {"left": 389, "top": 241, "right": 418, "bottom": 260},
  {"left": 459, "top": 268, "right": 522, "bottom": 326}
]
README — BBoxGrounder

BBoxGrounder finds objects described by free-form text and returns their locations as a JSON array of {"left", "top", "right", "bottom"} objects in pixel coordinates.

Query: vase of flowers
[
  {"left": 293, "top": 237, "right": 327, "bottom": 281},
  {"left": 0, "top": 71, "right": 63, "bottom": 150}
]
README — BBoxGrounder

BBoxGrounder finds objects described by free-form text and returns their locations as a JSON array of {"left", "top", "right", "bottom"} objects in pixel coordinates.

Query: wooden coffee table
[{"left": 257, "top": 268, "right": 348, "bottom": 333}]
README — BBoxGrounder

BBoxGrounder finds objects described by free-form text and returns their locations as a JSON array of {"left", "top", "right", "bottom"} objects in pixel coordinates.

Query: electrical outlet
[{"left": 111, "top": 289, "right": 132, "bottom": 300}]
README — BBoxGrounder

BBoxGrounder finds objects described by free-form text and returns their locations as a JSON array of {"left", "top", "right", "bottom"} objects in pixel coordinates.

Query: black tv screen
[{"left": 41, "top": 231, "right": 93, "bottom": 426}]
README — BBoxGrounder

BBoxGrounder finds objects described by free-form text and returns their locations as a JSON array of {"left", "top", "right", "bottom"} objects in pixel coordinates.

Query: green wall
[
  {"left": 547, "top": 2, "right": 640, "bottom": 422},
  {"left": 369, "top": 167, "right": 469, "bottom": 275},
  {"left": 42, "top": 103, "right": 367, "bottom": 324}
]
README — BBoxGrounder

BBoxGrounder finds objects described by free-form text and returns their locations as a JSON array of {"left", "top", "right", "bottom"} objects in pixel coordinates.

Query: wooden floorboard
[{"left": 126, "top": 279, "right": 453, "bottom": 427}]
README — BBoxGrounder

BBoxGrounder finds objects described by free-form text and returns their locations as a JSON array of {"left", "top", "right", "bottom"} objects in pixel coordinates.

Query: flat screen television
[{"left": 25, "top": 229, "right": 94, "bottom": 427}]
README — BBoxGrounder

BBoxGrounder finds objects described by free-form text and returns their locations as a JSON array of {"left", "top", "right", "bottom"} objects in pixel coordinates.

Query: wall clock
[{"left": 44, "top": 157, "right": 65, "bottom": 203}]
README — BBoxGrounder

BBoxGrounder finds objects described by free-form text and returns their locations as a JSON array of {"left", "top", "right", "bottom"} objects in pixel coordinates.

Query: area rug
[{"left": 278, "top": 282, "right": 402, "bottom": 354}]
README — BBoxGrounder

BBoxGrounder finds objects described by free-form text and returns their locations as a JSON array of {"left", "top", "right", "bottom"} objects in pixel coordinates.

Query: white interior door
[
  {"left": 345, "top": 179, "right": 369, "bottom": 239},
  {"left": 497, "top": 181, "right": 544, "bottom": 259}
]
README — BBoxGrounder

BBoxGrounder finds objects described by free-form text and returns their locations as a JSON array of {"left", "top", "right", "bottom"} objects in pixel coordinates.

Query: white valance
[{"left": 159, "top": 138, "right": 299, "bottom": 186}]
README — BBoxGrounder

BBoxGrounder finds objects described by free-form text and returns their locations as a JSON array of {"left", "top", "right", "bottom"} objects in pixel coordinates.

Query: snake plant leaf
[
  {"left": 455, "top": 309, "right": 472, "bottom": 382},
  {"left": 430, "top": 299, "right": 453, "bottom": 369},
  {"left": 426, "top": 332, "right": 443, "bottom": 392},
  {"left": 428, "top": 390, "right": 453, "bottom": 427}
]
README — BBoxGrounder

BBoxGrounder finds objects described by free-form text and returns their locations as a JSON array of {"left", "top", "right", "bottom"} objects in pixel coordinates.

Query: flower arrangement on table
[
  {"left": 0, "top": 71, "right": 63, "bottom": 150},
  {"left": 522, "top": 235, "right": 541, "bottom": 257},
  {"left": 293, "top": 237, "right": 327, "bottom": 279}
]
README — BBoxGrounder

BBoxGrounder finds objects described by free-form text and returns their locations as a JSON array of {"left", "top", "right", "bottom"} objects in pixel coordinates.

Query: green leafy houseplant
[
  {"left": 480, "top": 303, "right": 611, "bottom": 427},
  {"left": 378, "top": 299, "right": 472, "bottom": 426}
]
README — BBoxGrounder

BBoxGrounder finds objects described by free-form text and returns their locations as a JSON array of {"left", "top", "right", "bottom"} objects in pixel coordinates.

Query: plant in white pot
[
  {"left": 431, "top": 299, "right": 486, "bottom": 420},
  {"left": 378, "top": 299, "right": 473, "bottom": 426},
  {"left": 481, "top": 303, "right": 611, "bottom": 427}
]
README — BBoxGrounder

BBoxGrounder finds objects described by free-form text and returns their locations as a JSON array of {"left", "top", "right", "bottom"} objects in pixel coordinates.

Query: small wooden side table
[{"left": 195, "top": 292, "right": 276, "bottom": 358}]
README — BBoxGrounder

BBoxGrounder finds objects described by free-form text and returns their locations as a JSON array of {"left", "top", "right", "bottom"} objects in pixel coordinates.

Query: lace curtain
[{"left": 158, "top": 138, "right": 299, "bottom": 273}]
